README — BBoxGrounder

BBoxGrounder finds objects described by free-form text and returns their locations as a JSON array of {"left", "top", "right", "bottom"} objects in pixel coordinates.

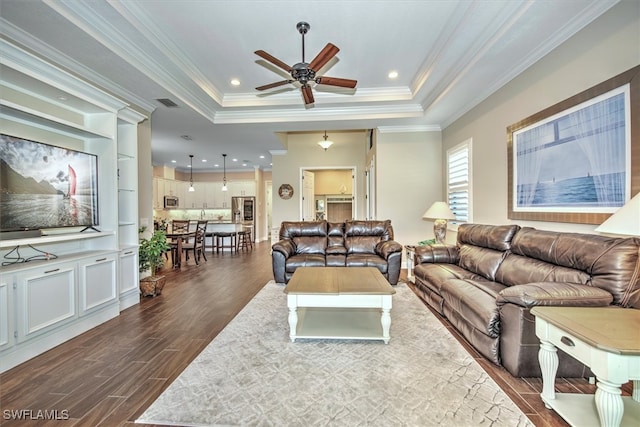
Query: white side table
[
  {"left": 532, "top": 306, "right": 640, "bottom": 427},
  {"left": 405, "top": 245, "right": 416, "bottom": 283}
]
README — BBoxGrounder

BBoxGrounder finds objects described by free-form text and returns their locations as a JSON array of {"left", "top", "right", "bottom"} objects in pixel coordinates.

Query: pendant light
[
  {"left": 221, "top": 153, "right": 228, "bottom": 191},
  {"left": 188, "top": 154, "right": 195, "bottom": 192},
  {"left": 317, "top": 130, "right": 333, "bottom": 151}
]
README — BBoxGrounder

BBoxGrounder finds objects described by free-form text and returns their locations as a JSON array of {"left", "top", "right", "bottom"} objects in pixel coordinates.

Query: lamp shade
[
  {"left": 594, "top": 193, "right": 640, "bottom": 236},
  {"left": 423, "top": 202, "right": 457, "bottom": 220}
]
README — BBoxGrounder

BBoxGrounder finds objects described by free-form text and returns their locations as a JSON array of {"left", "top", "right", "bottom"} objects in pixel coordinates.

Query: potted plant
[{"left": 139, "top": 226, "right": 170, "bottom": 297}]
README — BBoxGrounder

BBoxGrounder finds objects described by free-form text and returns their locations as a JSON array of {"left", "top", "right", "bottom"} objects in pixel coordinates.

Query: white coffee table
[{"left": 284, "top": 267, "right": 396, "bottom": 343}]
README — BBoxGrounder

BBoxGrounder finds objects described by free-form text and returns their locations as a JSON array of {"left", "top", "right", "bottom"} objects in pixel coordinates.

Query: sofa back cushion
[
  {"left": 327, "top": 222, "right": 345, "bottom": 248},
  {"left": 455, "top": 224, "right": 520, "bottom": 281},
  {"left": 344, "top": 220, "right": 392, "bottom": 254},
  {"left": 497, "top": 227, "right": 640, "bottom": 307},
  {"left": 279, "top": 221, "right": 327, "bottom": 254}
]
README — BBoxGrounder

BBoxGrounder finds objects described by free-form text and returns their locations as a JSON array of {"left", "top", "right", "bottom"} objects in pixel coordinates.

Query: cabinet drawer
[{"left": 545, "top": 322, "right": 592, "bottom": 366}]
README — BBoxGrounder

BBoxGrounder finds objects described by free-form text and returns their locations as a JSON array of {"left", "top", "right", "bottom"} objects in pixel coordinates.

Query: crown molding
[
  {"left": 42, "top": 0, "right": 218, "bottom": 120},
  {"left": 377, "top": 125, "right": 441, "bottom": 133},
  {"left": 110, "top": 1, "right": 224, "bottom": 105},
  {"left": 118, "top": 106, "right": 147, "bottom": 124},
  {"left": 222, "top": 86, "right": 413, "bottom": 108},
  {"left": 1, "top": 18, "right": 154, "bottom": 114},
  {"left": 214, "top": 104, "right": 424, "bottom": 124},
  {"left": 0, "top": 36, "right": 126, "bottom": 112},
  {"left": 269, "top": 150, "right": 288, "bottom": 156}
]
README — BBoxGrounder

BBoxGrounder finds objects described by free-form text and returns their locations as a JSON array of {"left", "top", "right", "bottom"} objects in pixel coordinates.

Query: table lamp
[
  {"left": 423, "top": 201, "right": 457, "bottom": 243},
  {"left": 594, "top": 193, "right": 640, "bottom": 236}
]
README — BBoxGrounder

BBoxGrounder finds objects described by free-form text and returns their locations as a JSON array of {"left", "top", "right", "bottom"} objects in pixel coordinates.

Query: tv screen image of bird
[{"left": 0, "top": 134, "right": 99, "bottom": 233}]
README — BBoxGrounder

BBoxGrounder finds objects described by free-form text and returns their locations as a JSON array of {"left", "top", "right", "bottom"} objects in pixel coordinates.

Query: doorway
[{"left": 300, "top": 167, "right": 356, "bottom": 221}]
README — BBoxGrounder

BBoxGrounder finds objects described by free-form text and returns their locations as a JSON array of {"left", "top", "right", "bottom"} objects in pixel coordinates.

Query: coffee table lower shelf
[
  {"left": 542, "top": 393, "right": 640, "bottom": 427},
  {"left": 291, "top": 307, "right": 388, "bottom": 343}
]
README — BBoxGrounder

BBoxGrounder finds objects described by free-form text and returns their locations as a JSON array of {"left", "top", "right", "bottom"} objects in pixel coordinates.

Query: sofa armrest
[
  {"left": 272, "top": 240, "right": 296, "bottom": 258},
  {"left": 414, "top": 244, "right": 459, "bottom": 265},
  {"left": 375, "top": 240, "right": 403, "bottom": 260},
  {"left": 496, "top": 282, "right": 614, "bottom": 309}
]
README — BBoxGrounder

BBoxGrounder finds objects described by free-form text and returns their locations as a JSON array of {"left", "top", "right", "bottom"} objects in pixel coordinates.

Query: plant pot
[{"left": 140, "top": 275, "right": 167, "bottom": 297}]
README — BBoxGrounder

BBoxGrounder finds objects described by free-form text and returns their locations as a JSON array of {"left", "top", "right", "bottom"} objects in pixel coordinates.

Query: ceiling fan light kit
[{"left": 255, "top": 21, "right": 357, "bottom": 105}]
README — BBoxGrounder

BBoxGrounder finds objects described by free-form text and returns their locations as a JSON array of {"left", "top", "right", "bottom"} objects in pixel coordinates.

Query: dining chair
[
  {"left": 182, "top": 220, "right": 208, "bottom": 265},
  {"left": 169, "top": 220, "right": 191, "bottom": 264}
]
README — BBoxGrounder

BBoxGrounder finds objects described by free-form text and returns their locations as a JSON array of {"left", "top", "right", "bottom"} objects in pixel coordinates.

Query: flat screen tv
[{"left": 0, "top": 134, "right": 99, "bottom": 233}]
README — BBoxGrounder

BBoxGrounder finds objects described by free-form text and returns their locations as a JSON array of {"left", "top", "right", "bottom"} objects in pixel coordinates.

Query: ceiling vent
[{"left": 155, "top": 98, "right": 179, "bottom": 108}]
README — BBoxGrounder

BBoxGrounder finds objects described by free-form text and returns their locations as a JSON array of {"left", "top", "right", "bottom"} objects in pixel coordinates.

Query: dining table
[{"left": 165, "top": 229, "right": 196, "bottom": 268}]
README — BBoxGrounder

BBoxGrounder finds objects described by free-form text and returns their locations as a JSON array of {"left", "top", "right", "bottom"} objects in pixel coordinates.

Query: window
[{"left": 447, "top": 139, "right": 472, "bottom": 227}]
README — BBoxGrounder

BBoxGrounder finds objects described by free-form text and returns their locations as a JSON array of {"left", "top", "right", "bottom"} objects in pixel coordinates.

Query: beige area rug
[{"left": 137, "top": 281, "right": 534, "bottom": 427}]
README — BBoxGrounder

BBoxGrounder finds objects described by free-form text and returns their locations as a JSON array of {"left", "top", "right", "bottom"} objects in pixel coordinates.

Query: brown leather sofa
[
  {"left": 272, "top": 220, "right": 403, "bottom": 285},
  {"left": 412, "top": 223, "right": 640, "bottom": 377}
]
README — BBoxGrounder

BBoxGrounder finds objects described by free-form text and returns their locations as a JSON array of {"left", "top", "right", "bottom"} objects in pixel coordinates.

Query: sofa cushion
[
  {"left": 285, "top": 254, "right": 326, "bottom": 272},
  {"left": 344, "top": 220, "right": 392, "bottom": 254},
  {"left": 345, "top": 254, "right": 388, "bottom": 272},
  {"left": 458, "top": 245, "right": 508, "bottom": 281},
  {"left": 496, "top": 282, "right": 614, "bottom": 308},
  {"left": 327, "top": 222, "right": 345, "bottom": 248},
  {"left": 457, "top": 223, "right": 520, "bottom": 251},
  {"left": 509, "top": 228, "right": 640, "bottom": 307},
  {"left": 414, "top": 263, "right": 483, "bottom": 294},
  {"left": 440, "top": 279, "right": 506, "bottom": 338},
  {"left": 495, "top": 253, "right": 589, "bottom": 287}
]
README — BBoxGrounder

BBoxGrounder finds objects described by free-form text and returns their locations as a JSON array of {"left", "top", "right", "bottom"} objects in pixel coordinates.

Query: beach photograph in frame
[{"left": 507, "top": 66, "right": 639, "bottom": 224}]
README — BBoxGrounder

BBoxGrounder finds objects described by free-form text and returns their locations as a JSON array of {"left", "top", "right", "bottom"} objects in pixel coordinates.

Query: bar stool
[
  {"left": 236, "top": 228, "right": 253, "bottom": 251},
  {"left": 214, "top": 231, "right": 236, "bottom": 253}
]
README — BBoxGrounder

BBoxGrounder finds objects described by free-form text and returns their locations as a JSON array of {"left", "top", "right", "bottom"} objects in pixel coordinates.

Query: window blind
[{"left": 447, "top": 141, "right": 471, "bottom": 224}]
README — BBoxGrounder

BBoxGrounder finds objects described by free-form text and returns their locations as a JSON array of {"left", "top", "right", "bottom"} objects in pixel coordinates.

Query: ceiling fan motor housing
[{"left": 291, "top": 62, "right": 315, "bottom": 84}]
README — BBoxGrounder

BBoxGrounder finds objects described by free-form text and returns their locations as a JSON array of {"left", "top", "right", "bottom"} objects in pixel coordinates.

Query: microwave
[{"left": 164, "top": 196, "right": 179, "bottom": 208}]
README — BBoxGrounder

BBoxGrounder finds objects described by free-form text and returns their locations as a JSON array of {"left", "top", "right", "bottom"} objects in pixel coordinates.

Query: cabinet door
[
  {"left": 16, "top": 262, "right": 77, "bottom": 343},
  {"left": 0, "top": 277, "right": 14, "bottom": 351},
  {"left": 79, "top": 254, "right": 118, "bottom": 316},
  {"left": 119, "top": 248, "right": 139, "bottom": 295}
]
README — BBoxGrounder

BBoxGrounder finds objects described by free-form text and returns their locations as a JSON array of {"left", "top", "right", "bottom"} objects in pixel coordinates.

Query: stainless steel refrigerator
[{"left": 231, "top": 196, "right": 255, "bottom": 241}]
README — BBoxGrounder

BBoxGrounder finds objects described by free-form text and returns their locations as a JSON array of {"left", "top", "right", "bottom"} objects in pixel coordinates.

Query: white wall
[
  {"left": 376, "top": 130, "right": 443, "bottom": 246},
  {"left": 442, "top": 0, "right": 639, "bottom": 235}
]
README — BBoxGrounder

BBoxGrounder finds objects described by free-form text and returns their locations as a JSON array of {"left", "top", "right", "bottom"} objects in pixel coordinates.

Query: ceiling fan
[{"left": 255, "top": 21, "right": 357, "bottom": 105}]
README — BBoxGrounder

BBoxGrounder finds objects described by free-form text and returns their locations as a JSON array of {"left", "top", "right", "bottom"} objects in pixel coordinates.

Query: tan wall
[
  {"left": 443, "top": 0, "right": 639, "bottom": 236},
  {"left": 376, "top": 130, "right": 443, "bottom": 246},
  {"left": 272, "top": 130, "right": 367, "bottom": 227}
]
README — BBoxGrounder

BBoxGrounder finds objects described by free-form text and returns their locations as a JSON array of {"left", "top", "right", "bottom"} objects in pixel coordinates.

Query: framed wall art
[{"left": 507, "top": 65, "right": 639, "bottom": 224}]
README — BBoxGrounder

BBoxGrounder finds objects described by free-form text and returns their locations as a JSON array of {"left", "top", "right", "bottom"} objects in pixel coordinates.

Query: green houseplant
[{"left": 139, "top": 227, "right": 170, "bottom": 297}]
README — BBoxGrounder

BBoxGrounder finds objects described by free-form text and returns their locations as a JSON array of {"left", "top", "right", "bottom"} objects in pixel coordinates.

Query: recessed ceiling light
[
  {"left": 214, "top": 164, "right": 219, "bottom": 167},
  {"left": 171, "top": 160, "right": 177, "bottom": 163},
  {"left": 259, "top": 155, "right": 265, "bottom": 159},
  {"left": 201, "top": 159, "right": 207, "bottom": 162},
  {"left": 242, "top": 163, "right": 247, "bottom": 166},
  {"left": 230, "top": 78, "right": 240, "bottom": 86},
  {"left": 388, "top": 70, "right": 398, "bottom": 79},
  {"left": 232, "top": 158, "right": 238, "bottom": 162}
]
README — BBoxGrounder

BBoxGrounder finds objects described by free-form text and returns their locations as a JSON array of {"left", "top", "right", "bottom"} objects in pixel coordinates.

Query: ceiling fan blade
[
  {"left": 315, "top": 76, "right": 357, "bottom": 88},
  {"left": 255, "top": 80, "right": 293, "bottom": 91},
  {"left": 308, "top": 43, "right": 339, "bottom": 72},
  {"left": 301, "top": 85, "right": 314, "bottom": 105},
  {"left": 255, "top": 50, "right": 292, "bottom": 72}
]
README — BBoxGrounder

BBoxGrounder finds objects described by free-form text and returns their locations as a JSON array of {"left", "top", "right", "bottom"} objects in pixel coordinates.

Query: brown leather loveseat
[
  {"left": 412, "top": 223, "right": 640, "bottom": 377},
  {"left": 272, "top": 220, "right": 403, "bottom": 285}
]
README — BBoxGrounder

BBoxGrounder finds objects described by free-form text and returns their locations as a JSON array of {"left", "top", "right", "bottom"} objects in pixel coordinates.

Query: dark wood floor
[{"left": 1, "top": 242, "right": 629, "bottom": 426}]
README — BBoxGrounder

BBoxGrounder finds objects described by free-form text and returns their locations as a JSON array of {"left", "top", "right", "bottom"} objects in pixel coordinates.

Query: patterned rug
[{"left": 137, "top": 281, "right": 533, "bottom": 427}]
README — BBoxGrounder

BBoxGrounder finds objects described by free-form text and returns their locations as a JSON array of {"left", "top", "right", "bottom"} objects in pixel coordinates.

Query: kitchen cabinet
[{"left": 229, "top": 181, "right": 256, "bottom": 196}]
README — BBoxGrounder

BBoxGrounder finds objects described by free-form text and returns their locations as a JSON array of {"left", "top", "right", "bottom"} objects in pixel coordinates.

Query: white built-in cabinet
[{"left": 0, "top": 39, "right": 145, "bottom": 373}]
